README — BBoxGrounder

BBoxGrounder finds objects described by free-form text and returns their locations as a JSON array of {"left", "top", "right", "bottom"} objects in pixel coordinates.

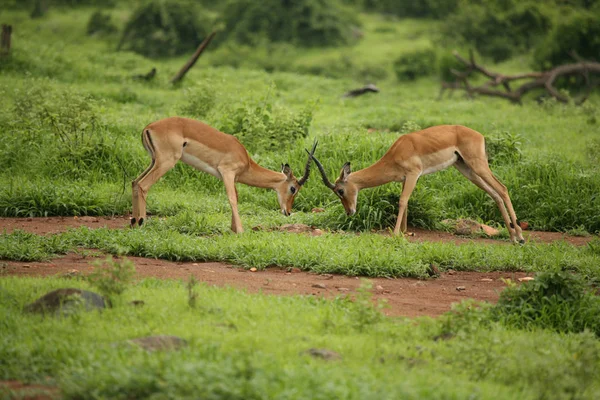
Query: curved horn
[
  {"left": 310, "top": 153, "right": 336, "bottom": 190},
  {"left": 298, "top": 140, "right": 318, "bottom": 186}
]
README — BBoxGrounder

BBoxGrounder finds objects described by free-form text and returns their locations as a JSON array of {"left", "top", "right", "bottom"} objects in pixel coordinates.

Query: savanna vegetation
[{"left": 1, "top": 0, "right": 599, "bottom": 398}]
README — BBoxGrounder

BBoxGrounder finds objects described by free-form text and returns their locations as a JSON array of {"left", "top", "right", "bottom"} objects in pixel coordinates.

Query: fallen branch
[
  {"left": 343, "top": 84, "right": 380, "bottom": 98},
  {"left": 441, "top": 50, "right": 600, "bottom": 105},
  {"left": 132, "top": 67, "right": 156, "bottom": 81},
  {"left": 170, "top": 31, "right": 216, "bottom": 84}
]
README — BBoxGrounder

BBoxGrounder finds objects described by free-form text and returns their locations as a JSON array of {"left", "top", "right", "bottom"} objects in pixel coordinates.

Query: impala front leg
[
  {"left": 222, "top": 172, "right": 243, "bottom": 233},
  {"left": 394, "top": 174, "right": 418, "bottom": 236}
]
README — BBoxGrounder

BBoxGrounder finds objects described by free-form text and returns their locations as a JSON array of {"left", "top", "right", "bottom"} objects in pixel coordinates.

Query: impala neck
[
  {"left": 349, "top": 160, "right": 397, "bottom": 190},
  {"left": 238, "top": 159, "right": 286, "bottom": 189}
]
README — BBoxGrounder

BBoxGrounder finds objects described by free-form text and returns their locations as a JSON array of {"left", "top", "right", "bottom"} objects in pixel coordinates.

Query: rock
[
  {"left": 337, "top": 287, "right": 350, "bottom": 292},
  {"left": 456, "top": 286, "right": 466, "bottom": 291},
  {"left": 24, "top": 288, "right": 106, "bottom": 316},
  {"left": 61, "top": 269, "right": 80, "bottom": 279},
  {"left": 319, "top": 274, "right": 334, "bottom": 280},
  {"left": 79, "top": 216, "right": 99, "bottom": 223},
  {"left": 250, "top": 267, "right": 257, "bottom": 272},
  {"left": 449, "top": 218, "right": 499, "bottom": 237},
  {"left": 280, "top": 223, "right": 312, "bottom": 234},
  {"left": 310, "top": 229, "right": 323, "bottom": 236},
  {"left": 303, "top": 348, "right": 341, "bottom": 361},
  {"left": 375, "top": 285, "right": 384, "bottom": 291},
  {"left": 312, "top": 283, "right": 327, "bottom": 289},
  {"left": 311, "top": 208, "right": 325, "bottom": 213},
  {"left": 480, "top": 278, "right": 493, "bottom": 282},
  {"left": 519, "top": 221, "right": 529, "bottom": 230},
  {"left": 286, "top": 267, "right": 302, "bottom": 273},
  {"left": 129, "top": 335, "right": 188, "bottom": 351}
]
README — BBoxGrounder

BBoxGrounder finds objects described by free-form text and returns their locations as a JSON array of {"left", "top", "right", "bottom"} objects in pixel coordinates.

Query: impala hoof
[
  {"left": 518, "top": 239, "right": 525, "bottom": 245},
  {"left": 138, "top": 218, "right": 144, "bottom": 227}
]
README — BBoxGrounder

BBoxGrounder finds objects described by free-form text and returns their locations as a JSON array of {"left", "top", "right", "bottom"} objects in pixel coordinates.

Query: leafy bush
[
  {"left": 87, "top": 256, "right": 136, "bottom": 303},
  {"left": 442, "top": 0, "right": 552, "bottom": 62},
  {"left": 356, "top": 0, "right": 459, "bottom": 19},
  {"left": 533, "top": 9, "right": 600, "bottom": 69},
  {"left": 217, "top": 92, "right": 314, "bottom": 153},
  {"left": 485, "top": 131, "right": 523, "bottom": 165},
  {"left": 491, "top": 271, "right": 600, "bottom": 336},
  {"left": 87, "top": 10, "right": 117, "bottom": 36},
  {"left": 117, "top": 0, "right": 210, "bottom": 58},
  {"left": 393, "top": 48, "right": 437, "bottom": 81},
  {"left": 219, "top": 0, "right": 360, "bottom": 47},
  {"left": 179, "top": 84, "right": 217, "bottom": 118}
]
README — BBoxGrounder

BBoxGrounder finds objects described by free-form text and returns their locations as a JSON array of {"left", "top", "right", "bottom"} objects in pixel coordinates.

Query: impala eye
[
  {"left": 290, "top": 186, "right": 297, "bottom": 194},
  {"left": 337, "top": 189, "right": 344, "bottom": 196}
]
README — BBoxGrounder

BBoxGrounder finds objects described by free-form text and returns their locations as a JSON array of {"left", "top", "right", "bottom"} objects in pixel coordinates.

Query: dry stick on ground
[
  {"left": 441, "top": 50, "right": 600, "bottom": 105},
  {"left": 343, "top": 84, "right": 380, "bottom": 98},
  {"left": 170, "top": 31, "right": 216, "bottom": 84},
  {"left": 1, "top": 24, "right": 12, "bottom": 55}
]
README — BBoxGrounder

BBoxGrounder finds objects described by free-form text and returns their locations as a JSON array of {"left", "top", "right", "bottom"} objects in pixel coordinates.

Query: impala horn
[
  {"left": 298, "top": 140, "right": 318, "bottom": 186},
  {"left": 309, "top": 152, "right": 336, "bottom": 190}
]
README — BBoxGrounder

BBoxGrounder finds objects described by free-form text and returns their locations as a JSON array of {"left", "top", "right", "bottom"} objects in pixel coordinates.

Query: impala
[
  {"left": 310, "top": 125, "right": 525, "bottom": 244},
  {"left": 131, "top": 117, "right": 317, "bottom": 233}
]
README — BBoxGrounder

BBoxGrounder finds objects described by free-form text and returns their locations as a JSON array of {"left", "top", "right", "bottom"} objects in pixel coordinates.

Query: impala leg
[
  {"left": 400, "top": 183, "right": 408, "bottom": 233},
  {"left": 394, "top": 174, "right": 418, "bottom": 235},
  {"left": 131, "top": 160, "right": 155, "bottom": 226},
  {"left": 132, "top": 155, "right": 178, "bottom": 227},
  {"left": 468, "top": 160, "right": 524, "bottom": 244},
  {"left": 222, "top": 173, "right": 243, "bottom": 234}
]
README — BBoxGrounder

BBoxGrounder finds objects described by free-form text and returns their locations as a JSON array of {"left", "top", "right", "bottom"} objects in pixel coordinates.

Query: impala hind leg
[
  {"left": 394, "top": 174, "right": 418, "bottom": 235},
  {"left": 131, "top": 154, "right": 179, "bottom": 227},
  {"left": 399, "top": 183, "right": 409, "bottom": 233},
  {"left": 463, "top": 160, "right": 524, "bottom": 243}
]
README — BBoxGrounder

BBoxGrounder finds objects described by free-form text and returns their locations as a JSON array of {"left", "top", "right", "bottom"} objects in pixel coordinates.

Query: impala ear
[
  {"left": 282, "top": 163, "right": 293, "bottom": 180},
  {"left": 339, "top": 162, "right": 351, "bottom": 182}
]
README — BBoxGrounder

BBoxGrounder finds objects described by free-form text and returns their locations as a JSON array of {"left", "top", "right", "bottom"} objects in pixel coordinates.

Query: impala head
[
  {"left": 310, "top": 155, "right": 358, "bottom": 216},
  {"left": 276, "top": 141, "right": 318, "bottom": 216}
]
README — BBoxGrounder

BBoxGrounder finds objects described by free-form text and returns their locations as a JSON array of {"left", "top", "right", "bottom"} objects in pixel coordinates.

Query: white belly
[
  {"left": 420, "top": 150, "right": 458, "bottom": 176},
  {"left": 181, "top": 152, "right": 222, "bottom": 179}
]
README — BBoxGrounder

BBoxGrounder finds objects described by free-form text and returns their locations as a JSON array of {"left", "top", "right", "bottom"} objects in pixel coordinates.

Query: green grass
[{"left": 1, "top": 276, "right": 599, "bottom": 399}]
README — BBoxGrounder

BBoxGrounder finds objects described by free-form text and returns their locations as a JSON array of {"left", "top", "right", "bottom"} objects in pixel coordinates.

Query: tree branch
[{"left": 170, "top": 31, "right": 216, "bottom": 85}]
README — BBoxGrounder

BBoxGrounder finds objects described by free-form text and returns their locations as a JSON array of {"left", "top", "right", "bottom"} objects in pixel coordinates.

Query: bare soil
[{"left": 0, "top": 216, "right": 593, "bottom": 319}]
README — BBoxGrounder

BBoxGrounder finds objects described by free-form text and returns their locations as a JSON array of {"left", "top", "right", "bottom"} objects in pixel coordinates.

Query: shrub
[
  {"left": 219, "top": 0, "right": 360, "bottom": 47},
  {"left": 179, "top": 84, "right": 217, "bottom": 119},
  {"left": 87, "top": 256, "right": 136, "bottom": 304},
  {"left": 484, "top": 131, "right": 523, "bottom": 165},
  {"left": 491, "top": 271, "right": 600, "bottom": 336},
  {"left": 533, "top": 9, "right": 600, "bottom": 69},
  {"left": 87, "top": 10, "right": 117, "bottom": 36},
  {"left": 357, "top": 0, "right": 459, "bottom": 19},
  {"left": 217, "top": 90, "right": 314, "bottom": 153},
  {"left": 117, "top": 0, "right": 210, "bottom": 58},
  {"left": 393, "top": 48, "right": 437, "bottom": 81},
  {"left": 442, "top": 0, "right": 552, "bottom": 62}
]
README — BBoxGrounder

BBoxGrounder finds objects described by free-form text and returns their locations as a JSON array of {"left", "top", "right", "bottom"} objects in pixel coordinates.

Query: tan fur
[
  {"left": 319, "top": 125, "right": 525, "bottom": 243},
  {"left": 131, "top": 117, "right": 308, "bottom": 233}
]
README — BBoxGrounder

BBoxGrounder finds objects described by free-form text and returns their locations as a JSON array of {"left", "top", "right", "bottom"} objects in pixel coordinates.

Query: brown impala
[
  {"left": 310, "top": 125, "right": 525, "bottom": 244},
  {"left": 132, "top": 117, "right": 317, "bottom": 233}
]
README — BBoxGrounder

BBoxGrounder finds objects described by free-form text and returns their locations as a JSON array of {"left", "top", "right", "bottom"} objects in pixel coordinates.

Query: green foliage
[
  {"left": 443, "top": 0, "right": 552, "bottom": 62},
  {"left": 86, "top": 10, "right": 117, "bottom": 36},
  {"left": 87, "top": 256, "right": 136, "bottom": 301},
  {"left": 218, "top": 90, "right": 314, "bottom": 153},
  {"left": 491, "top": 271, "right": 600, "bottom": 336},
  {"left": 485, "top": 131, "right": 523, "bottom": 165},
  {"left": 533, "top": 9, "right": 600, "bottom": 69},
  {"left": 219, "top": 0, "right": 360, "bottom": 47},
  {"left": 117, "top": 0, "right": 210, "bottom": 58},
  {"left": 393, "top": 48, "right": 437, "bottom": 81},
  {"left": 357, "top": 0, "right": 459, "bottom": 19},
  {"left": 178, "top": 83, "right": 217, "bottom": 119}
]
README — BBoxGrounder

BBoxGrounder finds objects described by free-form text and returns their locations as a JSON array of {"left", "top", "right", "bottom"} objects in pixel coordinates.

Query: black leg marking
[
  {"left": 519, "top": 239, "right": 525, "bottom": 245},
  {"left": 510, "top": 222, "right": 515, "bottom": 229},
  {"left": 130, "top": 217, "right": 136, "bottom": 226},
  {"left": 183, "top": 141, "right": 188, "bottom": 148},
  {"left": 138, "top": 217, "right": 144, "bottom": 227}
]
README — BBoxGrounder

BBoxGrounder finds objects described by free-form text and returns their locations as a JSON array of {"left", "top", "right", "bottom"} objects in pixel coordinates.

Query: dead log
[
  {"left": 170, "top": 31, "right": 216, "bottom": 85},
  {"left": 441, "top": 50, "right": 600, "bottom": 105},
  {"left": 343, "top": 84, "right": 380, "bottom": 98},
  {"left": 1, "top": 24, "right": 12, "bottom": 56}
]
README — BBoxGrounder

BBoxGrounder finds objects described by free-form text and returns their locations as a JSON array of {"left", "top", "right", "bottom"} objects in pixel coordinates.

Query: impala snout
[{"left": 281, "top": 208, "right": 291, "bottom": 216}]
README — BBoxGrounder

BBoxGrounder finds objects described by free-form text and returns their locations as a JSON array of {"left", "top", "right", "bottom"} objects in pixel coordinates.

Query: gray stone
[{"left": 24, "top": 288, "right": 106, "bottom": 316}]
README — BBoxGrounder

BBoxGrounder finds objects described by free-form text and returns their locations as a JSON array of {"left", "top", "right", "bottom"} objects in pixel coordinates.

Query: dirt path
[
  {"left": 4, "top": 252, "right": 529, "bottom": 318},
  {"left": 0, "top": 216, "right": 593, "bottom": 246},
  {"left": 0, "top": 216, "right": 591, "bottom": 318}
]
